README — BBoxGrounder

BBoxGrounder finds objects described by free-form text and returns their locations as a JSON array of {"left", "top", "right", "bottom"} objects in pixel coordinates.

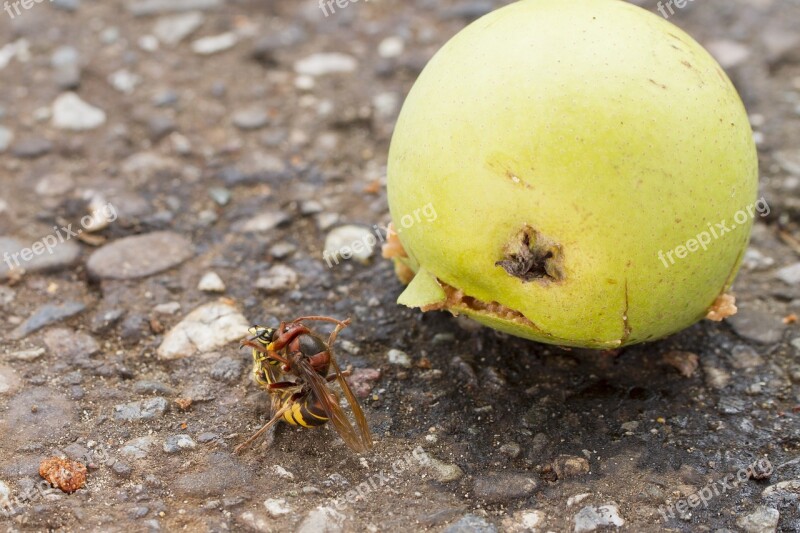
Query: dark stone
[{"left": 10, "top": 301, "right": 86, "bottom": 339}]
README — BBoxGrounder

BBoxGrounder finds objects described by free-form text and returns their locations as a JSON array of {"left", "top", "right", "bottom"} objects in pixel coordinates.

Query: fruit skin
[{"left": 386, "top": 0, "right": 758, "bottom": 349}]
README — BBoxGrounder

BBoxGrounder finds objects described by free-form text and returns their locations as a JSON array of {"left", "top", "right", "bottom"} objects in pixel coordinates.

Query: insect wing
[
  {"left": 329, "top": 355, "right": 373, "bottom": 450},
  {"left": 295, "top": 358, "right": 368, "bottom": 453}
]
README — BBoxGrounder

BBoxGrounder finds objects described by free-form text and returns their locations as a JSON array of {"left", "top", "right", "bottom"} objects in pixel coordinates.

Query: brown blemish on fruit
[
  {"left": 620, "top": 279, "right": 632, "bottom": 344},
  {"left": 496, "top": 225, "right": 564, "bottom": 283},
  {"left": 648, "top": 79, "right": 667, "bottom": 89},
  {"left": 505, "top": 169, "right": 533, "bottom": 189},
  {"left": 487, "top": 153, "right": 534, "bottom": 189}
]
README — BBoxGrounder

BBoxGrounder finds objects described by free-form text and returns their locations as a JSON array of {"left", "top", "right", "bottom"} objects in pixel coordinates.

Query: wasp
[{"left": 234, "top": 316, "right": 373, "bottom": 454}]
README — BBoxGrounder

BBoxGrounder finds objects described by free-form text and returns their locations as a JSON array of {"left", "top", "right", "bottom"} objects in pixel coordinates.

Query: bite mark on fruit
[
  {"left": 421, "top": 282, "right": 545, "bottom": 332},
  {"left": 496, "top": 225, "right": 564, "bottom": 283},
  {"left": 706, "top": 293, "right": 737, "bottom": 321},
  {"left": 381, "top": 222, "right": 408, "bottom": 260}
]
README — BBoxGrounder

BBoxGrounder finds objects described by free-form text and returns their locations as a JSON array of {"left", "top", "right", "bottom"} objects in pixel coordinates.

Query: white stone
[
  {"left": 234, "top": 212, "right": 289, "bottom": 233},
  {"left": 378, "top": 36, "right": 405, "bottom": 58},
  {"left": 294, "top": 53, "right": 357, "bottom": 76},
  {"left": 163, "top": 434, "right": 197, "bottom": 452},
  {"left": 153, "top": 302, "right": 182, "bottom": 315},
  {"left": 387, "top": 349, "right": 412, "bottom": 368},
  {"left": 198, "top": 271, "right": 226, "bottom": 293},
  {"left": 108, "top": 69, "right": 142, "bottom": 94},
  {"left": 373, "top": 92, "right": 399, "bottom": 118},
  {"left": 157, "top": 300, "right": 250, "bottom": 359},
  {"left": 7, "top": 347, "right": 44, "bottom": 361},
  {"left": 743, "top": 248, "right": 774, "bottom": 271},
  {"left": 295, "top": 75, "right": 315, "bottom": 90},
  {"left": 0, "top": 39, "right": 29, "bottom": 70},
  {"left": 0, "top": 366, "right": 21, "bottom": 396},
  {"left": 776, "top": 262, "right": 800, "bottom": 285},
  {"left": 574, "top": 504, "right": 624, "bottom": 533},
  {"left": 256, "top": 265, "right": 298, "bottom": 292},
  {"left": 120, "top": 436, "right": 156, "bottom": 459},
  {"left": 567, "top": 493, "right": 591, "bottom": 507},
  {"left": 264, "top": 498, "right": 292, "bottom": 517},
  {"left": 192, "top": 32, "right": 238, "bottom": 55},
  {"left": 52, "top": 92, "right": 106, "bottom": 131},
  {"left": 736, "top": 506, "right": 779, "bottom": 533},
  {"left": 138, "top": 35, "right": 160, "bottom": 52},
  {"left": 762, "top": 479, "right": 800, "bottom": 497},
  {"left": 35, "top": 174, "right": 75, "bottom": 197},
  {"left": 272, "top": 465, "right": 294, "bottom": 480},
  {"left": 0, "top": 126, "right": 13, "bottom": 152},
  {"left": 324, "top": 225, "right": 377, "bottom": 264},
  {"left": 520, "top": 510, "right": 545, "bottom": 530},
  {"left": 239, "top": 511, "right": 271, "bottom": 532},
  {"left": 296, "top": 506, "right": 346, "bottom": 533},
  {"left": 154, "top": 12, "right": 204, "bottom": 45}
]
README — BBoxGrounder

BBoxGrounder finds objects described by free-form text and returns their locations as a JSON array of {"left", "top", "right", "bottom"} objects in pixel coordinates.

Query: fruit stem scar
[{"left": 495, "top": 225, "right": 564, "bottom": 283}]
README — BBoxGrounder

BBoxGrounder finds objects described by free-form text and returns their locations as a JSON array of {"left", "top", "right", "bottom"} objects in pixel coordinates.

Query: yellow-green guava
[{"left": 386, "top": 0, "right": 758, "bottom": 349}]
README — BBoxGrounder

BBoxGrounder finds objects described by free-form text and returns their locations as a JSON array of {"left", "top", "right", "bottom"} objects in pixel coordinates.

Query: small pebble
[
  {"left": 157, "top": 301, "right": 249, "bottom": 360},
  {"left": 52, "top": 92, "right": 106, "bottom": 131},
  {"left": 153, "top": 12, "right": 204, "bottom": 45},
  {"left": 192, "top": 32, "right": 238, "bottom": 55},
  {"left": 256, "top": 265, "right": 298, "bottom": 292},
  {"left": 387, "top": 349, "right": 412, "bottom": 368},
  {"left": 163, "top": 435, "right": 197, "bottom": 454},
  {"left": 198, "top": 271, "right": 226, "bottom": 293},
  {"left": 573, "top": 504, "right": 625, "bottom": 533},
  {"left": 114, "top": 398, "right": 169, "bottom": 421},
  {"left": 736, "top": 506, "right": 779, "bottom": 533},
  {"left": 294, "top": 53, "right": 357, "bottom": 76},
  {"left": 264, "top": 498, "right": 292, "bottom": 517}
]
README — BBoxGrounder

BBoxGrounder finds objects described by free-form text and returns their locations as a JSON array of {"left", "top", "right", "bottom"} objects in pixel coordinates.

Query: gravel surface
[{"left": 1, "top": 0, "right": 799, "bottom": 532}]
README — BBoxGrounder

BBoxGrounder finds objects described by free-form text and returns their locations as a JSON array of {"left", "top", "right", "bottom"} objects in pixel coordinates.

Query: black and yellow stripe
[
  {"left": 282, "top": 395, "right": 329, "bottom": 427},
  {"left": 251, "top": 346, "right": 328, "bottom": 428},
  {"left": 247, "top": 326, "right": 332, "bottom": 429}
]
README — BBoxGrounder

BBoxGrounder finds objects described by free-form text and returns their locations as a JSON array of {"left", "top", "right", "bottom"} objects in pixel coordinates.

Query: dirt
[{"left": 0, "top": 0, "right": 799, "bottom": 532}]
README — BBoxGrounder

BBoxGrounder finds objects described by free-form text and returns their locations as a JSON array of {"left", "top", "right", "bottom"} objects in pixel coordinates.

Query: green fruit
[{"left": 386, "top": 0, "right": 758, "bottom": 349}]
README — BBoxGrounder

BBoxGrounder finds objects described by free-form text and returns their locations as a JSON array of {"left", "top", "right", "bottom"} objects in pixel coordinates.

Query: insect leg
[{"left": 234, "top": 403, "right": 293, "bottom": 454}]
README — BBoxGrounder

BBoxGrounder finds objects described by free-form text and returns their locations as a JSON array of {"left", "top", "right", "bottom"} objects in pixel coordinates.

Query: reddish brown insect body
[{"left": 235, "top": 316, "right": 373, "bottom": 454}]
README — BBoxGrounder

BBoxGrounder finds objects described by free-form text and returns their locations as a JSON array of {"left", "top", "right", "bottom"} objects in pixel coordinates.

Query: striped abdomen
[{"left": 281, "top": 392, "right": 329, "bottom": 428}]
